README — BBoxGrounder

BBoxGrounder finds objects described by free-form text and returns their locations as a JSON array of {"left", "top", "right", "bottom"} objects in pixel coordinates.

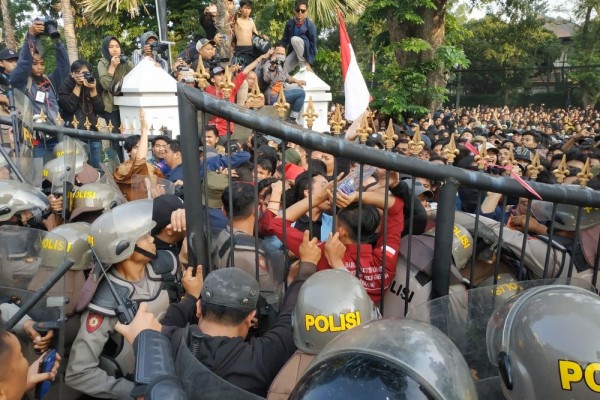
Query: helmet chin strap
[{"left": 134, "top": 245, "right": 157, "bottom": 259}]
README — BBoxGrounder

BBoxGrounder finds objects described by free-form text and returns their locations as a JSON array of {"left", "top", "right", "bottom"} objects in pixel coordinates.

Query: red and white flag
[{"left": 338, "top": 10, "right": 370, "bottom": 121}]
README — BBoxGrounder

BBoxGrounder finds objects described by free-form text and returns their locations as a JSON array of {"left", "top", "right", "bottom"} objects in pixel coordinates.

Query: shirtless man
[{"left": 233, "top": 0, "right": 268, "bottom": 67}]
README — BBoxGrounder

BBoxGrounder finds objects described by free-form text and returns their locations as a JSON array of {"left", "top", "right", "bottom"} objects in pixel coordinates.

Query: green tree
[
  {"left": 569, "top": 17, "right": 600, "bottom": 107},
  {"left": 460, "top": 16, "right": 561, "bottom": 102}
]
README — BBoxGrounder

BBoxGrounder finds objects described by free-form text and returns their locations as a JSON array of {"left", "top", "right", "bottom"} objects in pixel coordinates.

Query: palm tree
[
  {"left": 310, "top": 0, "right": 368, "bottom": 28},
  {"left": 58, "top": 0, "right": 79, "bottom": 63},
  {"left": 1, "top": 0, "right": 16, "bottom": 49},
  {"left": 79, "top": 0, "right": 148, "bottom": 25}
]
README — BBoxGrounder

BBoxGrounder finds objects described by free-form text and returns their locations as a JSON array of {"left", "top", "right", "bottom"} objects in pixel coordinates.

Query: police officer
[
  {"left": 0, "top": 180, "right": 51, "bottom": 229},
  {"left": 268, "top": 269, "right": 378, "bottom": 399},
  {"left": 487, "top": 285, "right": 600, "bottom": 399},
  {"left": 290, "top": 318, "right": 477, "bottom": 399},
  {"left": 68, "top": 182, "right": 126, "bottom": 223},
  {"left": 65, "top": 199, "right": 179, "bottom": 400},
  {"left": 383, "top": 223, "right": 473, "bottom": 318}
]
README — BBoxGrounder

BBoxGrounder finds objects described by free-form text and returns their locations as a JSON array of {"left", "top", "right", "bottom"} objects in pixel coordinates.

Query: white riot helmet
[
  {"left": 88, "top": 199, "right": 155, "bottom": 265},
  {"left": 293, "top": 270, "right": 378, "bottom": 354},
  {"left": 290, "top": 319, "right": 477, "bottom": 400},
  {"left": 383, "top": 229, "right": 469, "bottom": 318},
  {"left": 0, "top": 180, "right": 51, "bottom": 226},
  {"left": 487, "top": 285, "right": 600, "bottom": 400},
  {"left": 51, "top": 222, "right": 93, "bottom": 270}
]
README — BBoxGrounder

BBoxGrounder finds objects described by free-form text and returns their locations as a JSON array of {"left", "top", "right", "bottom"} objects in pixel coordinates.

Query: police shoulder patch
[{"left": 86, "top": 313, "right": 104, "bottom": 333}]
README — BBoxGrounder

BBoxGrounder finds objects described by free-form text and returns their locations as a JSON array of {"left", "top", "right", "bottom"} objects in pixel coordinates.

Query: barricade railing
[{"left": 176, "top": 83, "right": 600, "bottom": 317}]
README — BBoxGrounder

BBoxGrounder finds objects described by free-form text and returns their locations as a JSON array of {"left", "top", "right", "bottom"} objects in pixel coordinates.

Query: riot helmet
[
  {"left": 0, "top": 180, "right": 50, "bottom": 227},
  {"left": 532, "top": 192, "right": 600, "bottom": 231},
  {"left": 424, "top": 223, "right": 473, "bottom": 269},
  {"left": 293, "top": 269, "right": 378, "bottom": 354},
  {"left": 42, "top": 155, "right": 85, "bottom": 194},
  {"left": 51, "top": 222, "right": 92, "bottom": 270},
  {"left": 69, "top": 182, "right": 126, "bottom": 222},
  {"left": 53, "top": 137, "right": 88, "bottom": 160},
  {"left": 487, "top": 285, "right": 600, "bottom": 400},
  {"left": 383, "top": 232, "right": 469, "bottom": 318},
  {"left": 290, "top": 318, "right": 477, "bottom": 400},
  {"left": 88, "top": 199, "right": 156, "bottom": 265}
]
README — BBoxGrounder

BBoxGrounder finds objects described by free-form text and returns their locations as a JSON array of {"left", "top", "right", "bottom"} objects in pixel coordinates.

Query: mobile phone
[{"left": 35, "top": 349, "right": 57, "bottom": 399}]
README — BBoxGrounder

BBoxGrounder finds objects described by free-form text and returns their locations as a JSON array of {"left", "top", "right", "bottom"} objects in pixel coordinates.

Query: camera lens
[{"left": 83, "top": 72, "right": 95, "bottom": 84}]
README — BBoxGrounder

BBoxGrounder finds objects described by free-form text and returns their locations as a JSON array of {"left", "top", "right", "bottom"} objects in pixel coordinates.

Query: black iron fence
[
  {"left": 3, "top": 87, "right": 600, "bottom": 316},
  {"left": 175, "top": 83, "right": 600, "bottom": 318}
]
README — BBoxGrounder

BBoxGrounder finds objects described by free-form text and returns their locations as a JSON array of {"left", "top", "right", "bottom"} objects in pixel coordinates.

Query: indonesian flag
[{"left": 338, "top": 10, "right": 370, "bottom": 121}]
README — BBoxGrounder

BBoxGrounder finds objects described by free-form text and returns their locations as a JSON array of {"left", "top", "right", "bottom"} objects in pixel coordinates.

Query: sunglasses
[{"left": 295, "top": 8, "right": 307, "bottom": 13}]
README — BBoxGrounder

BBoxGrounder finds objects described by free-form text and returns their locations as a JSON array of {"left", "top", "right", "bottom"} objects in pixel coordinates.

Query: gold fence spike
[
  {"left": 328, "top": 104, "right": 345, "bottom": 136},
  {"left": 71, "top": 115, "right": 79, "bottom": 129},
  {"left": 107, "top": 121, "right": 114, "bottom": 133},
  {"left": 38, "top": 110, "right": 48, "bottom": 123},
  {"left": 246, "top": 80, "right": 265, "bottom": 109},
  {"left": 84, "top": 117, "right": 92, "bottom": 131},
  {"left": 475, "top": 141, "right": 489, "bottom": 170},
  {"left": 55, "top": 113, "right": 64, "bottom": 126},
  {"left": 95, "top": 120, "right": 103, "bottom": 131},
  {"left": 408, "top": 130, "right": 424, "bottom": 156},
  {"left": 527, "top": 151, "right": 543, "bottom": 180},
  {"left": 119, "top": 123, "right": 126, "bottom": 134},
  {"left": 577, "top": 158, "right": 593, "bottom": 187},
  {"left": 383, "top": 118, "right": 398, "bottom": 150},
  {"left": 442, "top": 133, "right": 459, "bottom": 164},
  {"left": 302, "top": 96, "right": 318, "bottom": 130},
  {"left": 357, "top": 114, "right": 372, "bottom": 144},
  {"left": 274, "top": 90, "right": 290, "bottom": 119},
  {"left": 219, "top": 66, "right": 236, "bottom": 99},
  {"left": 149, "top": 124, "right": 155, "bottom": 134},
  {"left": 553, "top": 154, "right": 570, "bottom": 183},
  {"left": 194, "top": 60, "right": 210, "bottom": 90}
]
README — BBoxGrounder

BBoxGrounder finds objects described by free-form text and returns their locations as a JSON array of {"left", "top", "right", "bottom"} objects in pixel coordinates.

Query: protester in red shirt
[
  {"left": 262, "top": 178, "right": 404, "bottom": 304},
  {"left": 205, "top": 50, "right": 273, "bottom": 135}
]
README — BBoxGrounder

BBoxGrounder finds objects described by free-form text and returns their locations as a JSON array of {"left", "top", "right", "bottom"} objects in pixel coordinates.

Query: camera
[
  {"left": 82, "top": 71, "right": 95, "bottom": 84},
  {"left": 119, "top": 55, "right": 128, "bottom": 64},
  {"left": 177, "top": 66, "right": 190, "bottom": 72},
  {"left": 35, "top": 16, "right": 60, "bottom": 39},
  {"left": 149, "top": 41, "right": 169, "bottom": 53},
  {"left": 208, "top": 55, "right": 230, "bottom": 69},
  {"left": 270, "top": 54, "right": 285, "bottom": 67}
]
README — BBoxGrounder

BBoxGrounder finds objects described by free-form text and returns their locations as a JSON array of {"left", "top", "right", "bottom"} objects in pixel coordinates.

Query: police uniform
[{"left": 65, "top": 250, "right": 178, "bottom": 400}]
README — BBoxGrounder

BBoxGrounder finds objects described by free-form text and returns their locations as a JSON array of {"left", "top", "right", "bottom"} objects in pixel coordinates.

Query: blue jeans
[{"left": 269, "top": 87, "right": 306, "bottom": 113}]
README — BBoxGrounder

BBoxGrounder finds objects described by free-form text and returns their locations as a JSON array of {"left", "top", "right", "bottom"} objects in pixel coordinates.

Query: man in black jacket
[
  {"left": 160, "top": 230, "right": 320, "bottom": 397},
  {"left": 58, "top": 59, "right": 104, "bottom": 167}
]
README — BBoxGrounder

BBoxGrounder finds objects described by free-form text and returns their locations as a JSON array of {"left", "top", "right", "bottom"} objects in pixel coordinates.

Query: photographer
[
  {"left": 58, "top": 60, "right": 104, "bottom": 167},
  {"left": 132, "top": 31, "right": 169, "bottom": 72},
  {"left": 10, "top": 18, "right": 69, "bottom": 155},
  {"left": 263, "top": 43, "right": 306, "bottom": 124},
  {"left": 98, "top": 36, "right": 134, "bottom": 135}
]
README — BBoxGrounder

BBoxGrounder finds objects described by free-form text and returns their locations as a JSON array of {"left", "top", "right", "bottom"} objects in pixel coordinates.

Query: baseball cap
[
  {"left": 151, "top": 194, "right": 184, "bottom": 235},
  {"left": 203, "top": 171, "right": 228, "bottom": 209},
  {"left": 264, "top": 135, "right": 282, "bottom": 145},
  {"left": 0, "top": 48, "right": 18, "bottom": 61},
  {"left": 413, "top": 182, "right": 433, "bottom": 198},
  {"left": 196, "top": 38, "right": 216, "bottom": 52},
  {"left": 201, "top": 268, "right": 259, "bottom": 312},
  {"left": 513, "top": 146, "right": 532, "bottom": 162},
  {"left": 210, "top": 66, "right": 225, "bottom": 78},
  {"left": 285, "top": 163, "right": 304, "bottom": 181}
]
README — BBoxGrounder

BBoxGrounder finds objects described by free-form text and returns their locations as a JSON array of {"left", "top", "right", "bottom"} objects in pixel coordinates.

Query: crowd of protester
[{"left": 1, "top": 0, "right": 600, "bottom": 398}]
